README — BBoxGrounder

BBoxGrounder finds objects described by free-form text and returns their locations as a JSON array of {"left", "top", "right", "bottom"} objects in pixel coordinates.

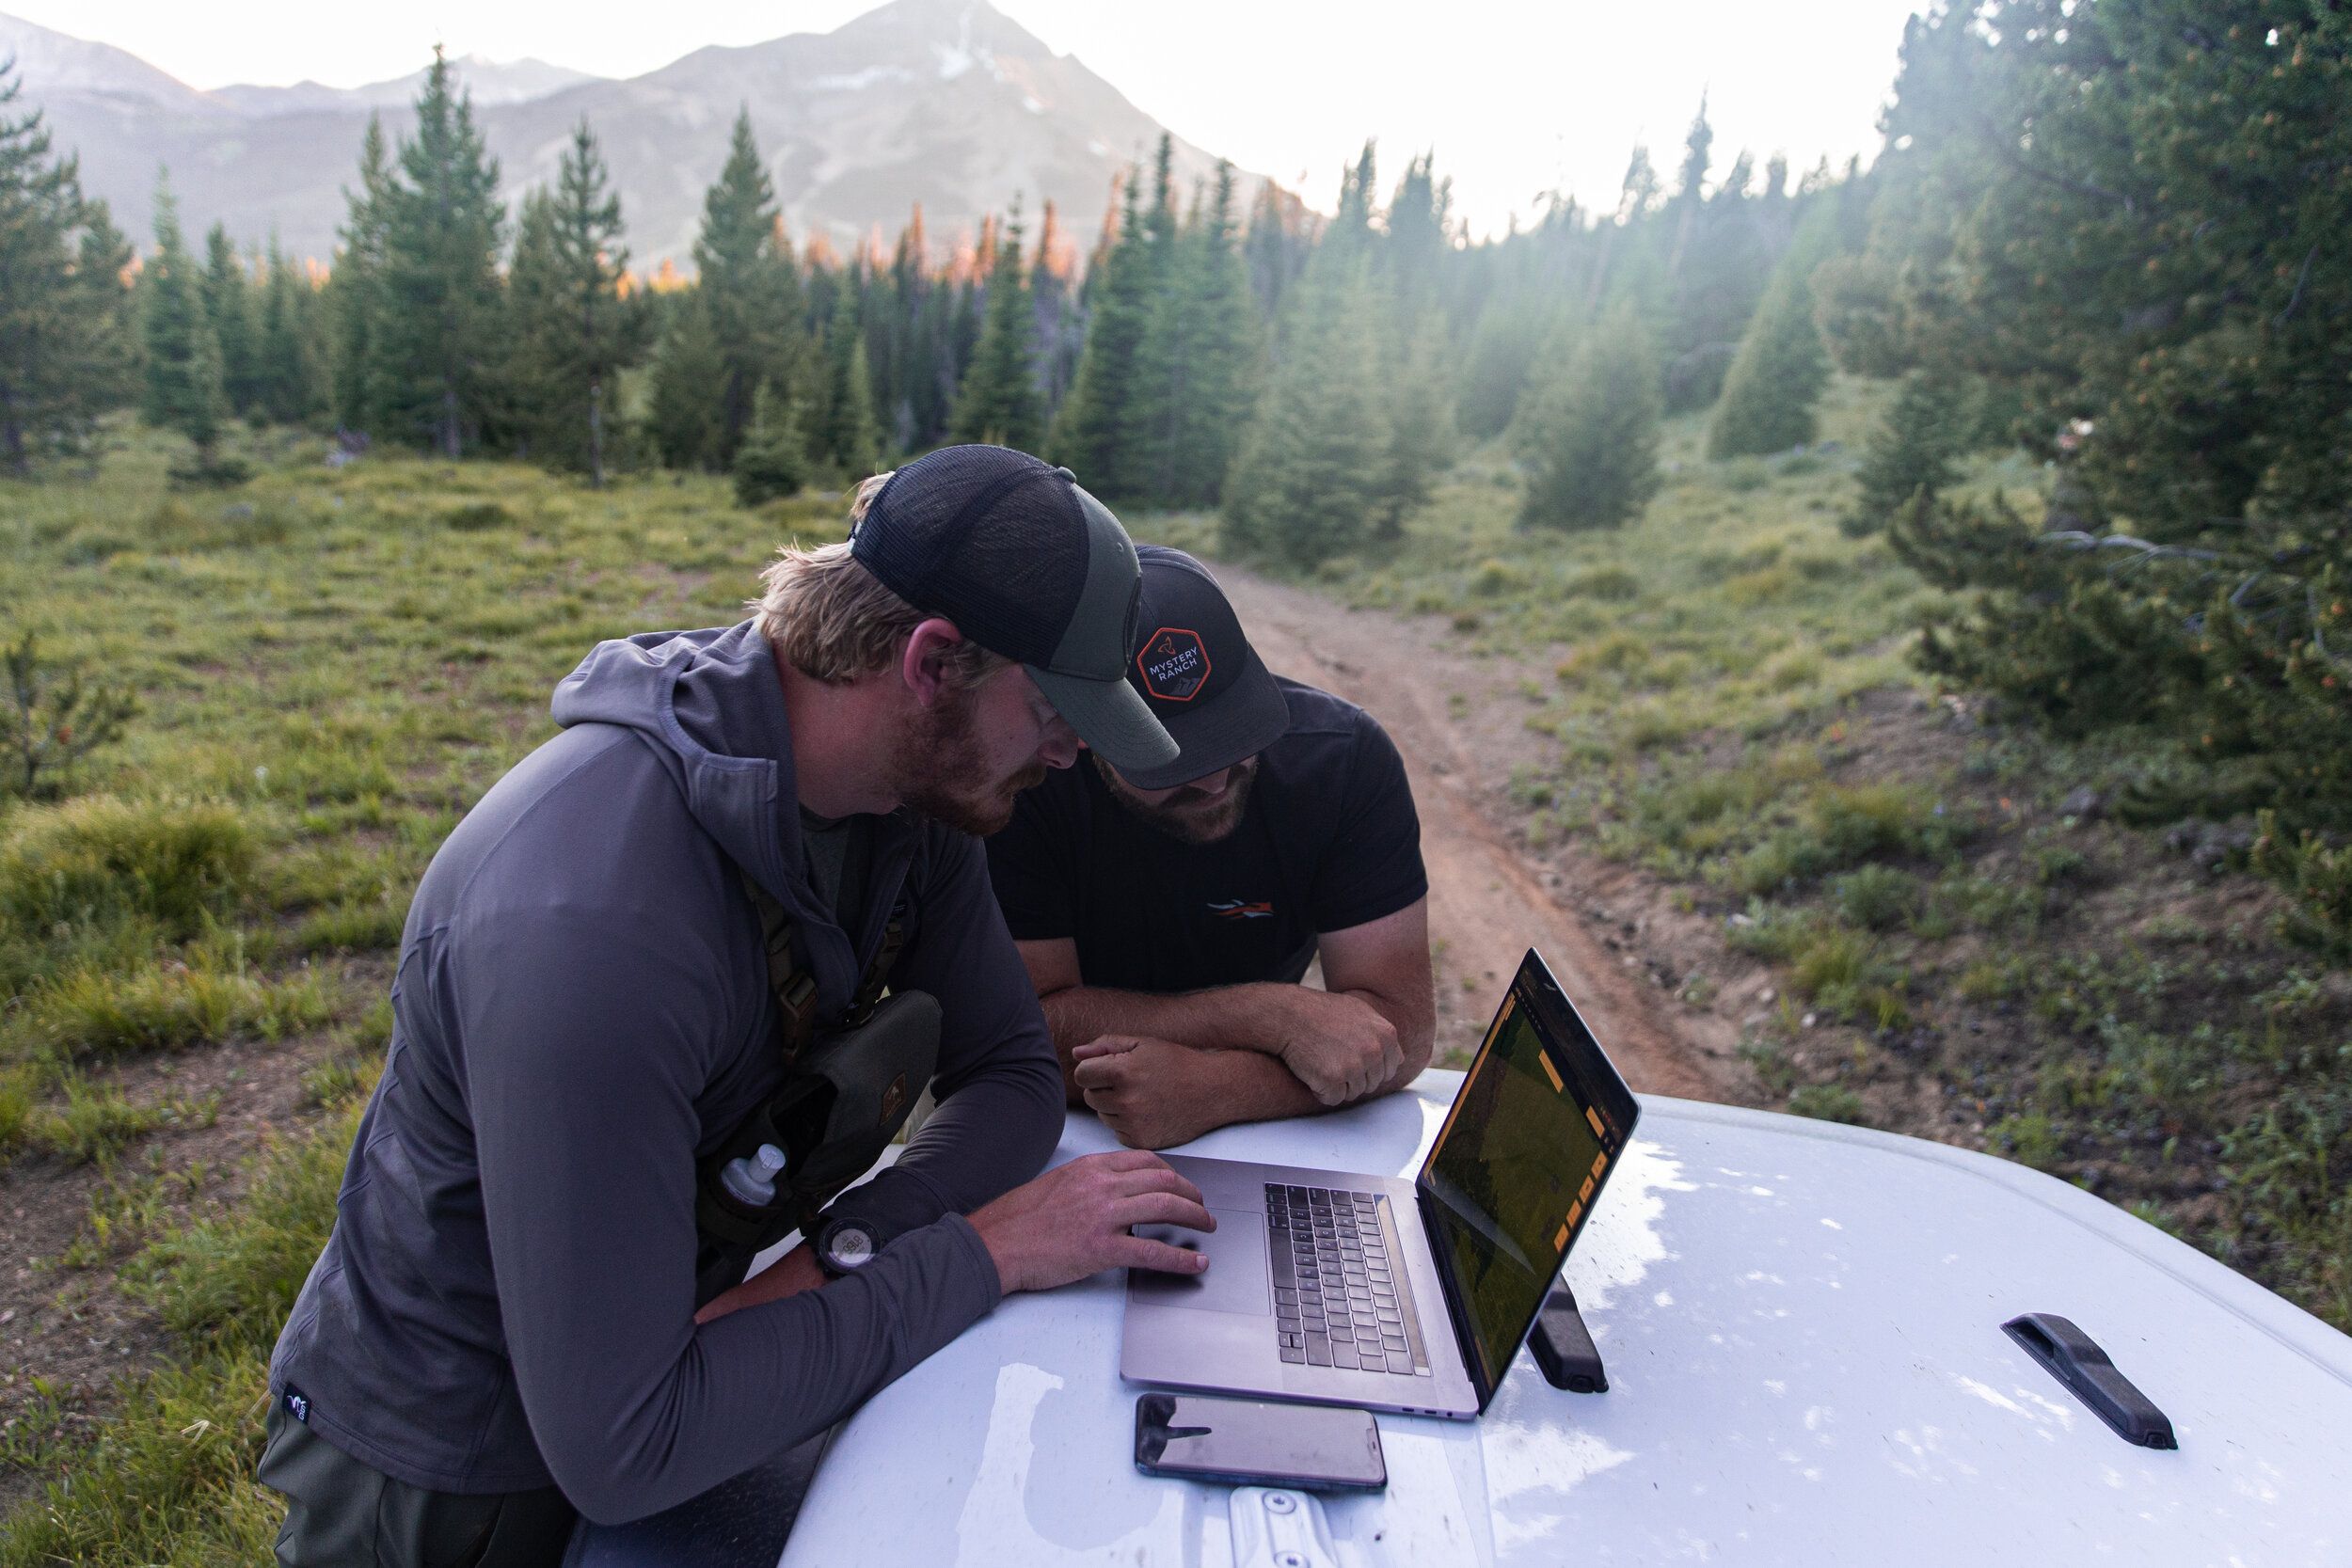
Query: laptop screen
[{"left": 1418, "top": 957, "right": 1633, "bottom": 1393}]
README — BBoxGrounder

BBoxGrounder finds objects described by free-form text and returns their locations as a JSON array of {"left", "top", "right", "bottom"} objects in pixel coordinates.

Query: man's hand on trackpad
[{"left": 969, "top": 1151, "right": 1216, "bottom": 1294}]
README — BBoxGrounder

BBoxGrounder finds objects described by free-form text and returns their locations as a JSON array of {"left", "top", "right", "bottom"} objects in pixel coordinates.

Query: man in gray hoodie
[{"left": 262, "top": 448, "right": 1216, "bottom": 1565}]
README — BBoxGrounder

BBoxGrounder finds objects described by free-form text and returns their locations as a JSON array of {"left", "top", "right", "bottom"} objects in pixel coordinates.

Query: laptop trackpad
[{"left": 1129, "top": 1210, "right": 1269, "bottom": 1316}]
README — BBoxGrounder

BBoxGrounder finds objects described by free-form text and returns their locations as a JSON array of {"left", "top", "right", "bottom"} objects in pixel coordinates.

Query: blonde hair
[{"left": 752, "top": 472, "right": 1014, "bottom": 689}]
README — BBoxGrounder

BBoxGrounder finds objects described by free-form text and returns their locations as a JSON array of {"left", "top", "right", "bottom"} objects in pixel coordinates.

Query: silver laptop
[{"left": 1121, "top": 949, "right": 1640, "bottom": 1418}]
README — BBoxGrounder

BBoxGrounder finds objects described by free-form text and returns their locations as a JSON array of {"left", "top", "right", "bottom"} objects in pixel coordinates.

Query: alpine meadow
[{"left": 2, "top": 0, "right": 2350, "bottom": 1553}]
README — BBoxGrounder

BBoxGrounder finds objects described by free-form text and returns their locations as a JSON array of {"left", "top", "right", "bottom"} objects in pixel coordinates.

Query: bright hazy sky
[{"left": 28, "top": 0, "right": 1925, "bottom": 236}]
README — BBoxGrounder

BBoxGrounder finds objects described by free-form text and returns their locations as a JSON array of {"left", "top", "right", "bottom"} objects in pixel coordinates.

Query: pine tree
[
  {"left": 1707, "top": 245, "right": 1829, "bottom": 458},
  {"left": 1375, "top": 311, "right": 1454, "bottom": 536},
  {"left": 65, "top": 199, "right": 140, "bottom": 454},
  {"left": 141, "top": 172, "right": 230, "bottom": 470},
  {"left": 1454, "top": 300, "right": 1542, "bottom": 437},
  {"left": 908, "top": 277, "right": 956, "bottom": 449},
  {"left": 1221, "top": 260, "right": 1383, "bottom": 570},
  {"left": 505, "top": 122, "right": 648, "bottom": 484},
  {"left": 374, "top": 51, "right": 505, "bottom": 455},
  {"left": 1845, "top": 370, "right": 1966, "bottom": 535},
  {"left": 1242, "top": 181, "right": 1306, "bottom": 321},
  {"left": 841, "top": 337, "right": 883, "bottom": 476},
  {"left": 201, "top": 223, "right": 261, "bottom": 417},
  {"left": 951, "top": 209, "right": 1042, "bottom": 449},
  {"left": 1664, "top": 94, "right": 1713, "bottom": 280},
  {"left": 1327, "top": 143, "right": 1378, "bottom": 261},
  {"left": 1139, "top": 135, "right": 1180, "bottom": 290},
  {"left": 732, "top": 380, "right": 806, "bottom": 506},
  {"left": 1128, "top": 161, "right": 1260, "bottom": 508},
  {"left": 693, "top": 110, "right": 800, "bottom": 462},
  {"left": 946, "top": 268, "right": 981, "bottom": 397},
  {"left": 648, "top": 292, "right": 725, "bottom": 470},
  {"left": 329, "top": 116, "right": 396, "bottom": 434},
  {"left": 1383, "top": 152, "right": 1451, "bottom": 311},
  {"left": 882, "top": 204, "right": 943, "bottom": 447},
  {"left": 255, "top": 239, "right": 326, "bottom": 427},
  {"left": 1048, "top": 172, "right": 1152, "bottom": 494},
  {"left": 816, "top": 298, "right": 882, "bottom": 477},
  {"left": 501, "top": 188, "right": 564, "bottom": 457},
  {"left": 0, "top": 62, "right": 135, "bottom": 474},
  {"left": 1028, "top": 199, "right": 1081, "bottom": 414},
  {"left": 1860, "top": 0, "right": 2352, "bottom": 869},
  {"left": 1516, "top": 306, "right": 1661, "bottom": 531}
]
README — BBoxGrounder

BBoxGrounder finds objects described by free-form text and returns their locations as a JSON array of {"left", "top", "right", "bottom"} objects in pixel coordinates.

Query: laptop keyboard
[{"left": 1265, "top": 1184, "right": 1429, "bottom": 1376}]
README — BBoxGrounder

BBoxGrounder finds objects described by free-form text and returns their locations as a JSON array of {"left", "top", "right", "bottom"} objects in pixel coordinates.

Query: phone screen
[{"left": 1134, "top": 1394, "right": 1386, "bottom": 1491}]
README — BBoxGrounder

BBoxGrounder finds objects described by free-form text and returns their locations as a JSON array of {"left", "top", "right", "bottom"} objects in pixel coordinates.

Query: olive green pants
[{"left": 259, "top": 1406, "right": 577, "bottom": 1568}]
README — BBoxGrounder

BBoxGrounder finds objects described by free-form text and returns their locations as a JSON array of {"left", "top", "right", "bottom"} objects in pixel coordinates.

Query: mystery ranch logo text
[{"left": 1139, "top": 628, "right": 1210, "bottom": 703}]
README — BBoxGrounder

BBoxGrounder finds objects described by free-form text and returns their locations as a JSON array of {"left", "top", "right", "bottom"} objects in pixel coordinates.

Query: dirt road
[{"left": 1217, "top": 568, "right": 1747, "bottom": 1103}]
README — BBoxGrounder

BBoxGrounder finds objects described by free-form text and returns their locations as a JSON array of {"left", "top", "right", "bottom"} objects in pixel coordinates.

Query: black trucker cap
[
  {"left": 1118, "top": 546, "right": 1292, "bottom": 791},
  {"left": 849, "top": 445, "right": 1179, "bottom": 774}
]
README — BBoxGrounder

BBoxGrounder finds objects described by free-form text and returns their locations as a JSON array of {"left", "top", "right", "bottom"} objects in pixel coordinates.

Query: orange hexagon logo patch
[{"left": 1137, "top": 627, "right": 1211, "bottom": 703}]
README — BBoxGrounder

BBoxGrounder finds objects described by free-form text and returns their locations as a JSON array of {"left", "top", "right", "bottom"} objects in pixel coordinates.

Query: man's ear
[{"left": 899, "top": 617, "right": 967, "bottom": 706}]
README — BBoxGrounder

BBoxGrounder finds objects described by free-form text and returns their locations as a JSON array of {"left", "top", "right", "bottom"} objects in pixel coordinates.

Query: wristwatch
[{"left": 814, "top": 1215, "right": 879, "bottom": 1278}]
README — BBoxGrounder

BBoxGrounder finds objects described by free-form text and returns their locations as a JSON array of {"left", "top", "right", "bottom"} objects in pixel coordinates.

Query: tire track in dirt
[{"left": 1217, "top": 568, "right": 1736, "bottom": 1102}]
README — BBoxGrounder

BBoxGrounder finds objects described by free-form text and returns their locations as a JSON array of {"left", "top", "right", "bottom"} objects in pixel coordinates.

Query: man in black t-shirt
[{"left": 987, "top": 546, "right": 1436, "bottom": 1149}]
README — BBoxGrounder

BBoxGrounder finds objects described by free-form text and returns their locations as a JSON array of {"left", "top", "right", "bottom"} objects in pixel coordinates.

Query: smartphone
[{"left": 1133, "top": 1393, "right": 1387, "bottom": 1492}]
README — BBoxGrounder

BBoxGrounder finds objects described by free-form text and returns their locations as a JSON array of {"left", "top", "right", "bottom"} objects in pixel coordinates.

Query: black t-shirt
[{"left": 987, "top": 678, "right": 1426, "bottom": 992}]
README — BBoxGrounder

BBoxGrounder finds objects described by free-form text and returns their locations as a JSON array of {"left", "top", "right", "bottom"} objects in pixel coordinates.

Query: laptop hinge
[{"left": 1414, "top": 1183, "right": 1495, "bottom": 1406}]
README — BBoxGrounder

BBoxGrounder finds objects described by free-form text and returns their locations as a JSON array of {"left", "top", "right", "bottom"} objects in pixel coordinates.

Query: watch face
[{"left": 827, "top": 1225, "right": 875, "bottom": 1270}]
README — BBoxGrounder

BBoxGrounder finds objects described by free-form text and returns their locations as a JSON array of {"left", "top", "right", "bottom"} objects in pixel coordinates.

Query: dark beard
[
  {"left": 1094, "top": 753, "right": 1259, "bottom": 845},
  {"left": 890, "top": 689, "right": 1046, "bottom": 837}
]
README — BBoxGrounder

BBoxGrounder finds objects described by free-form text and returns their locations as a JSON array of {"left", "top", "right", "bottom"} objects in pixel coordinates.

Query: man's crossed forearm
[{"left": 1041, "top": 980, "right": 1433, "bottom": 1149}]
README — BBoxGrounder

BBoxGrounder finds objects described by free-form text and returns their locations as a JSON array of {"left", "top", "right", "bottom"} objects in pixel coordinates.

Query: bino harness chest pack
[{"left": 692, "top": 871, "right": 939, "bottom": 1305}]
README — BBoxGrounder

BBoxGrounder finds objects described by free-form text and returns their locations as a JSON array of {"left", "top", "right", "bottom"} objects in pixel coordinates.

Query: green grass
[
  {"left": 40, "top": 1074, "right": 189, "bottom": 1166},
  {"left": 0, "top": 426, "right": 851, "bottom": 1552},
  {"left": 1324, "top": 376, "right": 1938, "bottom": 757},
  {"left": 4, "top": 398, "right": 2346, "bottom": 1548}
]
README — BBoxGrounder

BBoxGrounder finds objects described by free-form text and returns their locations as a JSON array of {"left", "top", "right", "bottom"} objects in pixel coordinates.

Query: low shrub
[
  {"left": 0, "top": 631, "right": 140, "bottom": 801},
  {"left": 1556, "top": 631, "right": 1648, "bottom": 685},
  {"left": 1831, "top": 864, "right": 1916, "bottom": 930},
  {"left": 1812, "top": 783, "right": 1969, "bottom": 863},
  {"left": 1724, "top": 565, "right": 1795, "bottom": 606},
  {"left": 1469, "top": 559, "right": 1526, "bottom": 596},
  {"left": 39, "top": 1075, "right": 169, "bottom": 1165},
  {"left": 439, "top": 501, "right": 512, "bottom": 531},
  {"left": 1991, "top": 1111, "right": 2064, "bottom": 1171},
  {"left": 0, "top": 1064, "right": 37, "bottom": 1158},
  {"left": 0, "top": 797, "right": 257, "bottom": 941},
  {"left": 30, "top": 960, "right": 333, "bottom": 1058},
  {"left": 2252, "top": 812, "right": 2352, "bottom": 958},
  {"left": 1792, "top": 927, "right": 1869, "bottom": 999},
  {"left": 1787, "top": 1085, "right": 1867, "bottom": 1124},
  {"left": 288, "top": 896, "right": 409, "bottom": 955},
  {"left": 1726, "top": 900, "right": 1815, "bottom": 964},
  {"left": 1930, "top": 873, "right": 2042, "bottom": 935},
  {"left": 1562, "top": 565, "right": 1643, "bottom": 602}
]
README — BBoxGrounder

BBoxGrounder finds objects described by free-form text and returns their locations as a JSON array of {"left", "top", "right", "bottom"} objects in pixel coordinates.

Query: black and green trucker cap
[{"left": 848, "top": 446, "right": 1180, "bottom": 774}]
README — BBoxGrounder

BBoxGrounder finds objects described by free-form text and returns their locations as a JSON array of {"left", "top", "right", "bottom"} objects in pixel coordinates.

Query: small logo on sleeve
[
  {"left": 1137, "top": 628, "right": 1211, "bottom": 703},
  {"left": 282, "top": 1386, "right": 311, "bottom": 1424},
  {"left": 1207, "top": 899, "right": 1274, "bottom": 921}
]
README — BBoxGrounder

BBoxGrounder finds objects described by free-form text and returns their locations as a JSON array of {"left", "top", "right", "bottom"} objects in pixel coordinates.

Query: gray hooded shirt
[{"left": 268, "top": 621, "right": 1065, "bottom": 1523}]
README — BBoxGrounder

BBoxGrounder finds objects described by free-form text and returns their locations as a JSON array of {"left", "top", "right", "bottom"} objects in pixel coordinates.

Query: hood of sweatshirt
[{"left": 550, "top": 619, "right": 814, "bottom": 911}]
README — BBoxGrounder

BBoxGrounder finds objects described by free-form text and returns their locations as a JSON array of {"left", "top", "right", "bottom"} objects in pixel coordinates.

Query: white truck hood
[{"left": 781, "top": 1072, "right": 2352, "bottom": 1565}]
